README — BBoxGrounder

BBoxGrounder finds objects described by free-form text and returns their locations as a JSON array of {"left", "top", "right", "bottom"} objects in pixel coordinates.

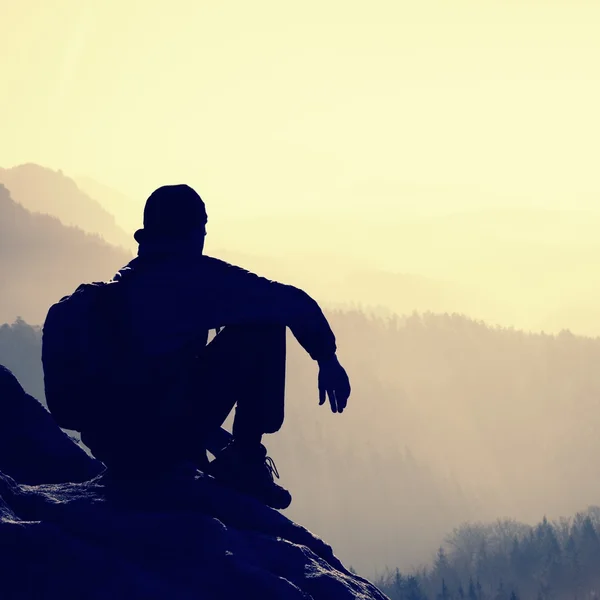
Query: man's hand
[{"left": 318, "top": 355, "right": 351, "bottom": 413}]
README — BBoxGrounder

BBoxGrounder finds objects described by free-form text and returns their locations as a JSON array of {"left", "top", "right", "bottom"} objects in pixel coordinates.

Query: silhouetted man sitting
[{"left": 43, "top": 184, "right": 350, "bottom": 510}]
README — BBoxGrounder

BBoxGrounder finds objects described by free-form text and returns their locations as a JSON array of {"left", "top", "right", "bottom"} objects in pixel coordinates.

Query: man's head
[{"left": 134, "top": 184, "right": 207, "bottom": 247}]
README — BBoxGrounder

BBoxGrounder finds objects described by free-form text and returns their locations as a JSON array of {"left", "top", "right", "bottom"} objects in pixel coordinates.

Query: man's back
[{"left": 124, "top": 245, "right": 336, "bottom": 362}]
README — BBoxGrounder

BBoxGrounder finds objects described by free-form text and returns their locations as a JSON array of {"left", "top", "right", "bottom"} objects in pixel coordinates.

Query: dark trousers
[
  {"left": 192, "top": 324, "right": 287, "bottom": 450},
  {"left": 87, "top": 324, "right": 287, "bottom": 475}
]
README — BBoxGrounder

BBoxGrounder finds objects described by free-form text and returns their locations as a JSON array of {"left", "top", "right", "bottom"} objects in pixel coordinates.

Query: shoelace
[{"left": 265, "top": 455, "right": 280, "bottom": 480}]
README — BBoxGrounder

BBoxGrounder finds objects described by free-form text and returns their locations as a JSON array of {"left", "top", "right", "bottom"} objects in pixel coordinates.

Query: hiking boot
[{"left": 207, "top": 442, "right": 292, "bottom": 510}]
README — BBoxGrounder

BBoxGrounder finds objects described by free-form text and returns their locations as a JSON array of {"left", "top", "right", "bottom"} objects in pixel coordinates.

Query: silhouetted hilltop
[
  {"left": 0, "top": 184, "right": 131, "bottom": 324},
  {"left": 0, "top": 365, "right": 388, "bottom": 600},
  {"left": 0, "top": 164, "right": 133, "bottom": 250}
]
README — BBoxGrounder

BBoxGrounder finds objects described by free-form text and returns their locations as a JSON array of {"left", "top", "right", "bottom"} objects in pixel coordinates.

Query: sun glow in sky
[{"left": 2, "top": 0, "right": 600, "bottom": 224}]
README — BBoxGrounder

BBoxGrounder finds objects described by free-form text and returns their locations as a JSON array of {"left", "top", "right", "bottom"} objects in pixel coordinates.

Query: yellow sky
[{"left": 2, "top": 0, "right": 600, "bottom": 223}]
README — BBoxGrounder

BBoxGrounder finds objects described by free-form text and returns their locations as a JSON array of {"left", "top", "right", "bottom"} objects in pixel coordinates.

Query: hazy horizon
[{"left": 6, "top": 165, "right": 600, "bottom": 338}]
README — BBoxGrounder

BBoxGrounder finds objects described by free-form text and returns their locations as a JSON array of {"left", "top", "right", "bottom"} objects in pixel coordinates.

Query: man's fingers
[
  {"left": 319, "top": 387, "right": 326, "bottom": 406},
  {"left": 328, "top": 388, "right": 337, "bottom": 413},
  {"left": 337, "top": 381, "right": 351, "bottom": 412}
]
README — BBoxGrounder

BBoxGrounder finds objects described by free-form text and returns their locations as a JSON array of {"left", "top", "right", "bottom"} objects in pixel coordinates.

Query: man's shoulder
[
  {"left": 200, "top": 255, "right": 226, "bottom": 267},
  {"left": 201, "top": 255, "right": 250, "bottom": 274},
  {"left": 122, "top": 254, "right": 259, "bottom": 286}
]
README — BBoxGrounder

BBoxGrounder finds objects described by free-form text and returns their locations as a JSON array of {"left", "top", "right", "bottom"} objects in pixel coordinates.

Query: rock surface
[
  {"left": 0, "top": 365, "right": 103, "bottom": 484},
  {"left": 0, "top": 365, "right": 389, "bottom": 599}
]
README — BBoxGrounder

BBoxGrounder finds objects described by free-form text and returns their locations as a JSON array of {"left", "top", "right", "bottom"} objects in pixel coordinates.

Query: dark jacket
[{"left": 119, "top": 238, "right": 337, "bottom": 362}]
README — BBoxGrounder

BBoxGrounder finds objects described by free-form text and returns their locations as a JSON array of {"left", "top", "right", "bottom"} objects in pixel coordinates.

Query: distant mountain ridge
[
  {"left": 8, "top": 164, "right": 600, "bottom": 336},
  {"left": 0, "top": 164, "right": 133, "bottom": 250},
  {"left": 75, "top": 175, "right": 142, "bottom": 234},
  {"left": 0, "top": 184, "right": 131, "bottom": 324}
]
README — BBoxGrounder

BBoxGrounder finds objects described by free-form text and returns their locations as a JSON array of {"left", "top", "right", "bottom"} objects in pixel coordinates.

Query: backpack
[{"left": 42, "top": 278, "right": 131, "bottom": 432}]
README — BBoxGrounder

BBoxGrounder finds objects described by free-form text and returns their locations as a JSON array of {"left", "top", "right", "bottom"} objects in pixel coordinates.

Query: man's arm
[{"left": 203, "top": 257, "right": 337, "bottom": 362}]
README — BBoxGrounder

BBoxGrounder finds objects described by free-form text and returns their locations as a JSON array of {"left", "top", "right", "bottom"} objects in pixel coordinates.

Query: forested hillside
[
  {"left": 278, "top": 310, "right": 600, "bottom": 572},
  {"left": 0, "top": 319, "right": 43, "bottom": 401},
  {"left": 378, "top": 507, "right": 600, "bottom": 600}
]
